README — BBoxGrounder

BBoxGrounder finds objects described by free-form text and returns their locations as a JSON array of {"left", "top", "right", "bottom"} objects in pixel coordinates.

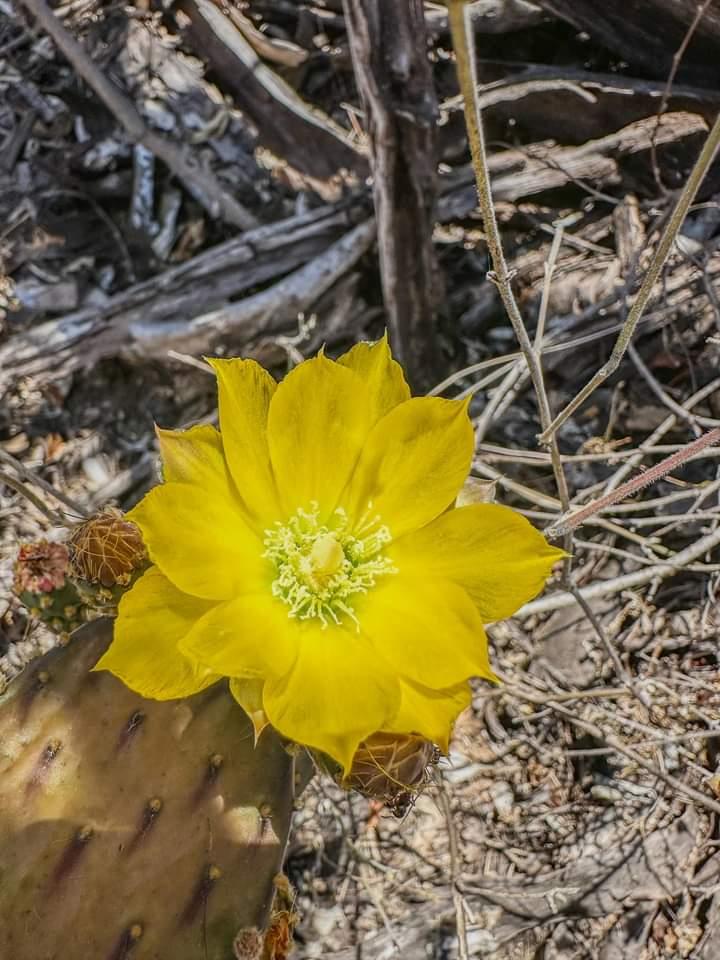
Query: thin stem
[
  {"left": 650, "top": 0, "right": 713, "bottom": 191},
  {"left": 0, "top": 448, "right": 87, "bottom": 518},
  {"left": 0, "top": 471, "right": 65, "bottom": 525},
  {"left": 447, "top": 0, "right": 570, "bottom": 512},
  {"left": 439, "top": 784, "right": 470, "bottom": 960},
  {"left": 547, "top": 427, "right": 720, "bottom": 537},
  {"left": 601, "top": 376, "right": 720, "bottom": 493},
  {"left": 628, "top": 343, "right": 719, "bottom": 434},
  {"left": 446, "top": 0, "right": 538, "bottom": 392},
  {"left": 473, "top": 360, "right": 526, "bottom": 441},
  {"left": 534, "top": 217, "right": 567, "bottom": 349},
  {"left": 539, "top": 110, "right": 720, "bottom": 443}
]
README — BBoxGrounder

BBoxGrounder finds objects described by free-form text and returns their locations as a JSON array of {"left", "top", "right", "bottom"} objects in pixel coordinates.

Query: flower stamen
[{"left": 263, "top": 503, "right": 396, "bottom": 628}]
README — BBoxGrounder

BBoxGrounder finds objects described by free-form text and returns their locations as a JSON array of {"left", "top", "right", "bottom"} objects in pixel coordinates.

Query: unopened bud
[
  {"left": 13, "top": 540, "right": 69, "bottom": 594},
  {"left": 69, "top": 508, "right": 147, "bottom": 588},
  {"left": 344, "top": 732, "right": 439, "bottom": 816}
]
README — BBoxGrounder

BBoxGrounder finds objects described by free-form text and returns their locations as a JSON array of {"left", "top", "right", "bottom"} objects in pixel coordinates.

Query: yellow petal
[
  {"left": 262, "top": 623, "right": 399, "bottom": 773},
  {"left": 179, "top": 593, "right": 297, "bottom": 679},
  {"left": 267, "top": 353, "right": 374, "bottom": 521},
  {"left": 391, "top": 503, "right": 564, "bottom": 621},
  {"left": 156, "top": 423, "right": 224, "bottom": 487},
  {"left": 207, "top": 357, "right": 281, "bottom": 529},
  {"left": 129, "top": 481, "right": 268, "bottom": 601},
  {"left": 387, "top": 679, "right": 471, "bottom": 753},
  {"left": 337, "top": 335, "right": 410, "bottom": 422},
  {"left": 229, "top": 677, "right": 269, "bottom": 743},
  {"left": 360, "top": 576, "right": 496, "bottom": 688},
  {"left": 343, "top": 397, "right": 474, "bottom": 538},
  {"left": 93, "top": 566, "right": 219, "bottom": 699}
]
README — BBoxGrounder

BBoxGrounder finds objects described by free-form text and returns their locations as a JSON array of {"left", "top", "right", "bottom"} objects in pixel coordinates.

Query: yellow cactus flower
[{"left": 95, "top": 338, "right": 563, "bottom": 771}]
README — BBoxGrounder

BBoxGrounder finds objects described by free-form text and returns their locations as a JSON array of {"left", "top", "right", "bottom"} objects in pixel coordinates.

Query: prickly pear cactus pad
[{"left": 0, "top": 619, "right": 298, "bottom": 960}]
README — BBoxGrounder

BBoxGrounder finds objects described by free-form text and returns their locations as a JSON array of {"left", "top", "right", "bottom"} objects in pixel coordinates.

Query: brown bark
[{"left": 343, "top": 0, "right": 443, "bottom": 392}]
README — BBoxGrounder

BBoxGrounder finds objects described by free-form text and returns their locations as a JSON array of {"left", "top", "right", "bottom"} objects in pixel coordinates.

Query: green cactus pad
[
  {"left": 0, "top": 619, "right": 301, "bottom": 960},
  {"left": 18, "top": 581, "right": 90, "bottom": 638}
]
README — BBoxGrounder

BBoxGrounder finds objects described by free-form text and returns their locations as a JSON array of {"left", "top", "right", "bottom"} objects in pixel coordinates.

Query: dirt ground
[{"left": 2, "top": 2, "right": 720, "bottom": 957}]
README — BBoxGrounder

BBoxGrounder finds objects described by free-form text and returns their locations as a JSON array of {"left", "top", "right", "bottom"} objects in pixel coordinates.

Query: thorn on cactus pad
[
  {"left": 115, "top": 710, "right": 145, "bottom": 752},
  {"left": 107, "top": 922, "right": 144, "bottom": 960},
  {"left": 49, "top": 825, "right": 94, "bottom": 889},
  {"left": 126, "top": 797, "right": 163, "bottom": 855},
  {"left": 180, "top": 864, "right": 222, "bottom": 926},
  {"left": 19, "top": 668, "right": 52, "bottom": 724},
  {"left": 189, "top": 752, "right": 225, "bottom": 808},
  {"left": 26, "top": 738, "right": 62, "bottom": 796}
]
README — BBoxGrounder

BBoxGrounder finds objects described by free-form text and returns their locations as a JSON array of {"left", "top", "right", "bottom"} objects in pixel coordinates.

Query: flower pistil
[{"left": 263, "top": 503, "right": 396, "bottom": 628}]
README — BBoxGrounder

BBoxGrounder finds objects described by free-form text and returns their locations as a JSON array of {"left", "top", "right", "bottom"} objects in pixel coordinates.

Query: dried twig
[
  {"left": 539, "top": 111, "right": 720, "bottom": 442},
  {"left": 447, "top": 0, "right": 571, "bottom": 518},
  {"left": 439, "top": 785, "right": 471, "bottom": 960},
  {"left": 0, "top": 205, "right": 367, "bottom": 386},
  {"left": 547, "top": 700, "right": 720, "bottom": 818},
  {"left": 649, "top": 0, "right": 715, "bottom": 190},
  {"left": 0, "top": 449, "right": 87, "bottom": 519},
  {"left": 180, "top": 0, "right": 362, "bottom": 180},
  {"left": 601, "top": 378, "right": 720, "bottom": 494},
  {"left": 547, "top": 428, "right": 720, "bottom": 537},
  {"left": 518, "top": 523, "right": 720, "bottom": 616},
  {"left": 0, "top": 471, "right": 64, "bottom": 525},
  {"left": 18, "top": 0, "right": 257, "bottom": 230}
]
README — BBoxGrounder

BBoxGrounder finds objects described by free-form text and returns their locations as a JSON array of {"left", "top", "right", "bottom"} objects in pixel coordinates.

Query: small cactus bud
[
  {"left": 13, "top": 540, "right": 69, "bottom": 595},
  {"left": 343, "top": 733, "right": 440, "bottom": 816},
  {"left": 233, "top": 927, "right": 263, "bottom": 960},
  {"left": 68, "top": 508, "right": 147, "bottom": 589},
  {"left": 13, "top": 540, "right": 90, "bottom": 639}
]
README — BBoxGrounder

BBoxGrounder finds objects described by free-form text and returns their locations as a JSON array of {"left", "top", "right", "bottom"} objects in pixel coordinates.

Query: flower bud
[
  {"left": 13, "top": 540, "right": 89, "bottom": 640},
  {"left": 69, "top": 508, "right": 147, "bottom": 589},
  {"left": 13, "top": 540, "right": 69, "bottom": 595},
  {"left": 344, "top": 732, "right": 439, "bottom": 816}
]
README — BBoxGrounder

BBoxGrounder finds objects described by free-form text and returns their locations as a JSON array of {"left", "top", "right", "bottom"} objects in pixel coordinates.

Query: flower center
[{"left": 263, "top": 503, "right": 396, "bottom": 627}]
